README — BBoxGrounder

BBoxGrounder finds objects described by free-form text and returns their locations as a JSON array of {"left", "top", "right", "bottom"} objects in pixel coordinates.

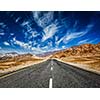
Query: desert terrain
[
  {"left": 52, "top": 43, "right": 100, "bottom": 72},
  {"left": 0, "top": 53, "right": 45, "bottom": 73},
  {"left": 0, "top": 43, "right": 100, "bottom": 74}
]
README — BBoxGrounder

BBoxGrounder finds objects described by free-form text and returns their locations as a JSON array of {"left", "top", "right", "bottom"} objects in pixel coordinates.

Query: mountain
[
  {"left": 5, "top": 52, "right": 19, "bottom": 57},
  {"left": 0, "top": 52, "right": 19, "bottom": 60},
  {"left": 0, "top": 52, "right": 18, "bottom": 57},
  {"left": 36, "top": 51, "right": 59, "bottom": 57},
  {"left": 52, "top": 43, "right": 100, "bottom": 58}
]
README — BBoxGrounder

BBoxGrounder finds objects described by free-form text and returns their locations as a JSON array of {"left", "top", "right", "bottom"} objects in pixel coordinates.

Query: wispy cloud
[
  {"left": 55, "top": 36, "right": 64, "bottom": 46},
  {"left": 13, "top": 38, "right": 31, "bottom": 49},
  {"left": 62, "top": 24, "right": 93, "bottom": 44},
  {"left": 4, "top": 42, "right": 10, "bottom": 46},
  {"left": 77, "top": 39, "right": 89, "bottom": 45},
  {"left": 33, "top": 11, "right": 54, "bottom": 28},
  {"left": 0, "top": 47, "right": 2, "bottom": 49},
  {"left": 28, "top": 31, "right": 39, "bottom": 39},
  {"left": 0, "top": 32, "right": 5, "bottom": 35},
  {"left": 21, "top": 21, "right": 29, "bottom": 26},
  {"left": 54, "top": 23, "right": 94, "bottom": 47},
  {"left": 10, "top": 33, "right": 14, "bottom": 35},
  {"left": 21, "top": 20, "right": 40, "bottom": 41},
  {"left": 62, "top": 45, "right": 66, "bottom": 49},
  {"left": 0, "top": 23, "right": 4, "bottom": 26},
  {"left": 31, "top": 47, "right": 45, "bottom": 54},
  {"left": 42, "top": 23, "right": 58, "bottom": 42},
  {"left": 77, "top": 38, "right": 98, "bottom": 45},
  {"left": 15, "top": 17, "right": 21, "bottom": 23},
  {"left": 0, "top": 22, "right": 7, "bottom": 28},
  {"left": 12, "top": 37, "right": 46, "bottom": 54}
]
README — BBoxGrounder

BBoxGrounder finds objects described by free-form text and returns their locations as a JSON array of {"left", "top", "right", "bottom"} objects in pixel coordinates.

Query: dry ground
[
  {"left": 0, "top": 56, "right": 44, "bottom": 73},
  {"left": 61, "top": 55, "right": 100, "bottom": 71}
]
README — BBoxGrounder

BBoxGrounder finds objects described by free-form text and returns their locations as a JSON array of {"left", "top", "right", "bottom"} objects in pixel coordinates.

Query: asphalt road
[{"left": 0, "top": 59, "right": 100, "bottom": 88}]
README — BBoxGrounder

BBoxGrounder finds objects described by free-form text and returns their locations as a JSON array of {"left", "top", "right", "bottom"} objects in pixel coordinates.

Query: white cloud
[
  {"left": 21, "top": 20, "right": 39, "bottom": 41},
  {"left": 31, "top": 47, "right": 45, "bottom": 54},
  {"left": 77, "top": 38, "right": 98, "bottom": 45},
  {"left": 28, "top": 31, "right": 39, "bottom": 39},
  {"left": 89, "top": 38, "right": 98, "bottom": 43},
  {"left": 33, "top": 12, "right": 54, "bottom": 28},
  {"left": 53, "top": 24, "right": 94, "bottom": 46},
  {"left": 28, "top": 41, "right": 32, "bottom": 45},
  {"left": 13, "top": 38, "right": 31, "bottom": 49},
  {"left": 51, "top": 47, "right": 61, "bottom": 51},
  {"left": 32, "top": 41, "right": 37, "bottom": 46},
  {"left": 62, "top": 46, "right": 66, "bottom": 49},
  {"left": 55, "top": 36, "right": 59, "bottom": 41},
  {"left": 21, "top": 21, "right": 29, "bottom": 26},
  {"left": 41, "top": 45, "right": 48, "bottom": 50},
  {"left": 48, "top": 41, "right": 53, "bottom": 47},
  {"left": 4, "top": 42, "right": 10, "bottom": 46},
  {"left": 42, "top": 23, "right": 58, "bottom": 42},
  {"left": 32, "top": 31, "right": 39, "bottom": 37},
  {"left": 62, "top": 24, "right": 93, "bottom": 44},
  {"left": 33, "top": 11, "right": 41, "bottom": 21},
  {"left": 63, "top": 31, "right": 85, "bottom": 43},
  {"left": 21, "top": 21, "right": 32, "bottom": 35},
  {"left": 12, "top": 38, "right": 46, "bottom": 54},
  {"left": 77, "top": 39, "right": 89, "bottom": 45},
  {"left": 73, "top": 20, "right": 78, "bottom": 28},
  {"left": 15, "top": 17, "right": 21, "bottom": 23},
  {"left": 10, "top": 33, "right": 14, "bottom": 35},
  {"left": 55, "top": 37, "right": 64, "bottom": 46},
  {"left": 0, "top": 23, "right": 4, "bottom": 25},
  {"left": 0, "top": 23, "right": 6, "bottom": 28},
  {"left": 38, "top": 12, "right": 54, "bottom": 28},
  {"left": 0, "top": 33, "right": 5, "bottom": 35}
]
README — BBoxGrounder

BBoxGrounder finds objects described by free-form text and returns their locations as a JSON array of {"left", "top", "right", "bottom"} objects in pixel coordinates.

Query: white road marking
[
  {"left": 49, "top": 78, "right": 53, "bottom": 88},
  {"left": 51, "top": 67, "right": 53, "bottom": 71},
  {"left": 51, "top": 61, "right": 53, "bottom": 66},
  {"left": 47, "top": 63, "right": 51, "bottom": 68}
]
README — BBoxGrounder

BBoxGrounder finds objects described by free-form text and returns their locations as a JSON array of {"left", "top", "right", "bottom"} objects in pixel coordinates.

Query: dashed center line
[
  {"left": 51, "top": 67, "right": 53, "bottom": 71},
  {"left": 49, "top": 78, "right": 53, "bottom": 88},
  {"left": 51, "top": 61, "right": 53, "bottom": 66},
  {"left": 49, "top": 60, "right": 54, "bottom": 88}
]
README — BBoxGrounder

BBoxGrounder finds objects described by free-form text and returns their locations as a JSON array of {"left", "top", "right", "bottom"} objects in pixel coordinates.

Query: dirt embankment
[{"left": 0, "top": 54, "right": 45, "bottom": 73}]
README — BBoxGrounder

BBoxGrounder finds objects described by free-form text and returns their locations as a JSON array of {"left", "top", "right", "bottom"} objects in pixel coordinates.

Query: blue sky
[{"left": 0, "top": 11, "right": 100, "bottom": 54}]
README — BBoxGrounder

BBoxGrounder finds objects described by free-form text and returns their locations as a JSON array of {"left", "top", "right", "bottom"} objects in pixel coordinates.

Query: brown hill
[
  {"left": 0, "top": 53, "right": 43, "bottom": 71},
  {"left": 52, "top": 43, "right": 100, "bottom": 58}
]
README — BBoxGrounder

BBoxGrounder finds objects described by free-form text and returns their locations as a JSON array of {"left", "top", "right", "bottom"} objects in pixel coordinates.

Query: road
[{"left": 0, "top": 59, "right": 100, "bottom": 88}]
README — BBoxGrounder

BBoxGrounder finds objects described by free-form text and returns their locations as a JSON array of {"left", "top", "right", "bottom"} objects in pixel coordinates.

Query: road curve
[{"left": 0, "top": 59, "right": 100, "bottom": 88}]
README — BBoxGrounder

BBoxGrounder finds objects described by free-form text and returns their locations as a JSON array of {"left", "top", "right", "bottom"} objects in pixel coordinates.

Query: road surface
[{"left": 0, "top": 59, "right": 100, "bottom": 88}]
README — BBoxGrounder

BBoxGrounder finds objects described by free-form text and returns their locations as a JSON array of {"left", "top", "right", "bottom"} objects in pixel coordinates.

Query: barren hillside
[
  {"left": 52, "top": 43, "right": 100, "bottom": 72},
  {"left": 0, "top": 53, "right": 44, "bottom": 73}
]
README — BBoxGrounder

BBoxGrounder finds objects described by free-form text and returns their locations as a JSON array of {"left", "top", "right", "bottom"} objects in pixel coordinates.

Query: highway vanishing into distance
[{"left": 0, "top": 59, "right": 100, "bottom": 88}]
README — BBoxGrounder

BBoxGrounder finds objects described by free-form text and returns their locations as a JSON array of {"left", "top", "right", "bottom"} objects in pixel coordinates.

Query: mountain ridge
[{"left": 52, "top": 42, "right": 100, "bottom": 58}]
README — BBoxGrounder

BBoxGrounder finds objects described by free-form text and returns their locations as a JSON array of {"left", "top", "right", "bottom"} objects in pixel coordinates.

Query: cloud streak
[
  {"left": 33, "top": 11, "right": 54, "bottom": 28},
  {"left": 4, "top": 42, "right": 10, "bottom": 46},
  {"left": 77, "top": 38, "right": 99, "bottom": 45},
  {"left": 42, "top": 23, "right": 58, "bottom": 42},
  {"left": 57, "top": 24, "right": 94, "bottom": 44},
  {"left": 12, "top": 37, "right": 46, "bottom": 54}
]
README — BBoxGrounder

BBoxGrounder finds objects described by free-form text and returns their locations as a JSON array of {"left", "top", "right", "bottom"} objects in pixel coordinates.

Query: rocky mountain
[
  {"left": 0, "top": 52, "right": 19, "bottom": 60},
  {"left": 52, "top": 43, "right": 100, "bottom": 58},
  {"left": 0, "top": 52, "right": 18, "bottom": 58},
  {"left": 36, "top": 51, "right": 59, "bottom": 57},
  {"left": 0, "top": 52, "right": 33, "bottom": 61}
]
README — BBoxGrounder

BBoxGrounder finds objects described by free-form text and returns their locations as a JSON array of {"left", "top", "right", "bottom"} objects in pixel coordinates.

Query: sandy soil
[
  {"left": 54, "top": 56, "right": 100, "bottom": 74},
  {"left": 0, "top": 54, "right": 49, "bottom": 73},
  {"left": 0, "top": 59, "right": 48, "bottom": 73}
]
